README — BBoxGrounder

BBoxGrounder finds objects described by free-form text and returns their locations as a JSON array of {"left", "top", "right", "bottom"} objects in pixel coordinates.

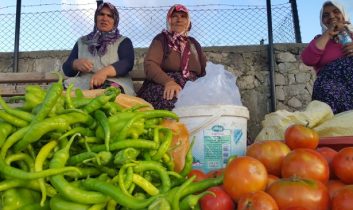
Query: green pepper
[
  {"left": 0, "top": 122, "right": 13, "bottom": 147},
  {"left": 18, "top": 85, "right": 46, "bottom": 111},
  {"left": 179, "top": 191, "right": 215, "bottom": 210},
  {"left": 0, "top": 95, "right": 34, "bottom": 122},
  {"left": 113, "top": 147, "right": 140, "bottom": 167},
  {"left": 0, "top": 178, "right": 57, "bottom": 197},
  {"left": 132, "top": 160, "right": 171, "bottom": 193},
  {"left": 163, "top": 176, "right": 223, "bottom": 207},
  {"left": 179, "top": 139, "right": 195, "bottom": 177},
  {"left": 82, "top": 87, "right": 120, "bottom": 114},
  {"left": 94, "top": 110, "right": 110, "bottom": 151},
  {"left": 59, "top": 127, "right": 95, "bottom": 140},
  {"left": 81, "top": 178, "right": 159, "bottom": 209},
  {"left": 34, "top": 140, "right": 58, "bottom": 206},
  {"left": 30, "top": 72, "right": 64, "bottom": 123},
  {"left": 132, "top": 173, "right": 160, "bottom": 196},
  {"left": 151, "top": 128, "right": 173, "bottom": 161},
  {"left": 17, "top": 201, "right": 50, "bottom": 210},
  {"left": 5, "top": 152, "right": 34, "bottom": 172},
  {"left": 102, "top": 101, "right": 123, "bottom": 116},
  {"left": 0, "top": 110, "right": 29, "bottom": 128},
  {"left": 49, "top": 195, "right": 90, "bottom": 210},
  {"left": 1, "top": 188, "right": 40, "bottom": 210},
  {"left": 0, "top": 154, "right": 79, "bottom": 180},
  {"left": 65, "top": 83, "right": 75, "bottom": 109},
  {"left": 13, "top": 111, "right": 94, "bottom": 152},
  {"left": 115, "top": 110, "right": 179, "bottom": 141},
  {"left": 90, "top": 139, "right": 158, "bottom": 153},
  {"left": 95, "top": 110, "right": 136, "bottom": 140},
  {"left": 148, "top": 197, "right": 171, "bottom": 210},
  {"left": 172, "top": 175, "right": 196, "bottom": 210},
  {"left": 49, "top": 134, "right": 108, "bottom": 204}
]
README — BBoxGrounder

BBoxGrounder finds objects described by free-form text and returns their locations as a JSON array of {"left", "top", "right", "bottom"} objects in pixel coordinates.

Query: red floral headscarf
[{"left": 163, "top": 4, "right": 192, "bottom": 78}]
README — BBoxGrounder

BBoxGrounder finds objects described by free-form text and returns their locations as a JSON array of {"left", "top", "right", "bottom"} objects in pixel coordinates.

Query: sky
[{"left": 1, "top": 0, "right": 353, "bottom": 44}]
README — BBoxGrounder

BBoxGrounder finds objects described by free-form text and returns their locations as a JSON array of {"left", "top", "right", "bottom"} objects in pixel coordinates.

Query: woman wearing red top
[{"left": 301, "top": 1, "right": 353, "bottom": 114}]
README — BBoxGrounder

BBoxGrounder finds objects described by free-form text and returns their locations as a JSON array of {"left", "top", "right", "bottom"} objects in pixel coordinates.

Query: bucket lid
[{"left": 173, "top": 105, "right": 249, "bottom": 119}]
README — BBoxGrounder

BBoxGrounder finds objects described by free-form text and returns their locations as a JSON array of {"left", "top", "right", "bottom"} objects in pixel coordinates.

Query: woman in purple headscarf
[
  {"left": 62, "top": 2, "right": 135, "bottom": 95},
  {"left": 137, "top": 4, "right": 207, "bottom": 110},
  {"left": 301, "top": 1, "right": 353, "bottom": 114}
]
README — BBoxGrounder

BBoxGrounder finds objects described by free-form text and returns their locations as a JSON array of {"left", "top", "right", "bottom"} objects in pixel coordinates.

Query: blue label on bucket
[
  {"left": 190, "top": 123, "right": 247, "bottom": 173},
  {"left": 233, "top": 129, "right": 243, "bottom": 144}
]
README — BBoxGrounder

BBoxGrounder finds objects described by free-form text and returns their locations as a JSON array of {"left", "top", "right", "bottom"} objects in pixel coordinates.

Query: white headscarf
[{"left": 320, "top": 1, "right": 353, "bottom": 33}]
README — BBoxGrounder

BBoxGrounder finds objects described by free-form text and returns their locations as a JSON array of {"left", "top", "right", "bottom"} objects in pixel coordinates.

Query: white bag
[{"left": 175, "top": 62, "right": 242, "bottom": 108}]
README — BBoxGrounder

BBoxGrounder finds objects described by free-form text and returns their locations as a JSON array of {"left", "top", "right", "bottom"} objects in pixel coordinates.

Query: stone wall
[{"left": 0, "top": 43, "right": 315, "bottom": 140}]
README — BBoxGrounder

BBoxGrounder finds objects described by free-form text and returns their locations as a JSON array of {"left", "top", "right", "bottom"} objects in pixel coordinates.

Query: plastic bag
[
  {"left": 255, "top": 100, "right": 334, "bottom": 141},
  {"left": 174, "top": 62, "right": 242, "bottom": 108}
]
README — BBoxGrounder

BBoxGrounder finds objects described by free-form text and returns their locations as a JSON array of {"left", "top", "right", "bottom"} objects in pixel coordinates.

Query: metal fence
[{"left": 0, "top": 2, "right": 296, "bottom": 52}]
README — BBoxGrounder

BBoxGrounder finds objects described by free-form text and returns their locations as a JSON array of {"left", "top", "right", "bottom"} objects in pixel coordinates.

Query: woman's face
[
  {"left": 170, "top": 11, "right": 189, "bottom": 34},
  {"left": 322, "top": 5, "right": 345, "bottom": 28},
  {"left": 96, "top": 7, "right": 115, "bottom": 32}
]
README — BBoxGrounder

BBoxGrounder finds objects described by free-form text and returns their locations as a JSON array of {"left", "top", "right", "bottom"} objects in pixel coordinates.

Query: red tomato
[
  {"left": 284, "top": 207, "right": 309, "bottom": 210},
  {"left": 246, "top": 140, "right": 291, "bottom": 176},
  {"left": 237, "top": 191, "right": 279, "bottom": 210},
  {"left": 327, "top": 179, "right": 345, "bottom": 199},
  {"left": 206, "top": 168, "right": 225, "bottom": 178},
  {"left": 266, "top": 177, "right": 330, "bottom": 210},
  {"left": 266, "top": 175, "right": 279, "bottom": 190},
  {"left": 332, "top": 147, "right": 353, "bottom": 184},
  {"left": 331, "top": 185, "right": 353, "bottom": 210},
  {"left": 223, "top": 156, "right": 268, "bottom": 202},
  {"left": 317, "top": 147, "right": 337, "bottom": 179},
  {"left": 281, "top": 148, "right": 329, "bottom": 183},
  {"left": 188, "top": 169, "right": 208, "bottom": 182},
  {"left": 284, "top": 124, "right": 319, "bottom": 150},
  {"left": 199, "top": 186, "right": 235, "bottom": 210}
]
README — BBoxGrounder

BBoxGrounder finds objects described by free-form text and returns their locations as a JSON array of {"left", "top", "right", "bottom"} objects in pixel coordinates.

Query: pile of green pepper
[{"left": 0, "top": 74, "right": 222, "bottom": 210}]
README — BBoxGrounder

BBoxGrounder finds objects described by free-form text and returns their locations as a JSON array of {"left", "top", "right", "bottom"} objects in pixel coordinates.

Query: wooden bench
[{"left": 0, "top": 70, "right": 145, "bottom": 97}]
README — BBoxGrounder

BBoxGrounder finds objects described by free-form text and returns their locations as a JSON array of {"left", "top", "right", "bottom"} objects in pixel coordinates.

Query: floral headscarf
[
  {"left": 320, "top": 1, "right": 353, "bottom": 33},
  {"left": 82, "top": 2, "right": 121, "bottom": 56},
  {"left": 163, "top": 4, "right": 192, "bottom": 78}
]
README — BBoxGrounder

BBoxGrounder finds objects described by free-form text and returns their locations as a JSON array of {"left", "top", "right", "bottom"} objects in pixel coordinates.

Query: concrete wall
[{"left": 0, "top": 43, "right": 315, "bottom": 140}]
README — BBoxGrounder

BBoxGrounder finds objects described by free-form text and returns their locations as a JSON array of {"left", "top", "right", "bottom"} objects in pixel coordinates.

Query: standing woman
[
  {"left": 301, "top": 1, "right": 353, "bottom": 114},
  {"left": 137, "top": 4, "right": 207, "bottom": 110},
  {"left": 62, "top": 2, "right": 135, "bottom": 95}
]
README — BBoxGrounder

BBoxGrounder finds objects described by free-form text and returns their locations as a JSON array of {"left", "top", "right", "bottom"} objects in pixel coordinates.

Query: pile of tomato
[{"left": 190, "top": 124, "right": 353, "bottom": 210}]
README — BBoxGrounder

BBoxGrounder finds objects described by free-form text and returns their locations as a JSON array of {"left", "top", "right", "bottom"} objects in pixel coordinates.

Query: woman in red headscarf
[{"left": 137, "top": 4, "right": 207, "bottom": 110}]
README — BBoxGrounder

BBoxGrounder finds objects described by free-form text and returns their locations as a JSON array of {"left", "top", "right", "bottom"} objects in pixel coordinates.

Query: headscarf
[
  {"left": 82, "top": 2, "right": 121, "bottom": 56},
  {"left": 320, "top": 1, "right": 353, "bottom": 33},
  {"left": 163, "top": 4, "right": 192, "bottom": 78}
]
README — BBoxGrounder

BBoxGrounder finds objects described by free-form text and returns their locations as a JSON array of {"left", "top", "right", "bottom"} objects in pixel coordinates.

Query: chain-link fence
[{"left": 0, "top": 2, "right": 296, "bottom": 52}]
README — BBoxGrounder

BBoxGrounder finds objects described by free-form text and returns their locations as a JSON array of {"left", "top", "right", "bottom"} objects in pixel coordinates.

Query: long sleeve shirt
[
  {"left": 62, "top": 37, "right": 134, "bottom": 77},
  {"left": 301, "top": 35, "right": 344, "bottom": 74},
  {"left": 144, "top": 33, "right": 206, "bottom": 85}
]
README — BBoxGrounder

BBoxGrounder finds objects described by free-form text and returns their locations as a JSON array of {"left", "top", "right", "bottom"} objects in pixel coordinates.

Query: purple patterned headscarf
[{"left": 82, "top": 2, "right": 121, "bottom": 56}]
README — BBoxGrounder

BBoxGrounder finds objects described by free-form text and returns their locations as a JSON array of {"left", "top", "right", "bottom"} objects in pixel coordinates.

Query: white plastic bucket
[{"left": 173, "top": 105, "right": 249, "bottom": 173}]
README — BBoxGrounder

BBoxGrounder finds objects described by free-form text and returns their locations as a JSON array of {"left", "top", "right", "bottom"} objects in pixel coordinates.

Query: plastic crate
[{"left": 318, "top": 136, "right": 353, "bottom": 151}]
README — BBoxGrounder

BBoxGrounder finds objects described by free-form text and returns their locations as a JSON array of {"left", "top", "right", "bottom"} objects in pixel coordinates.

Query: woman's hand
[
  {"left": 343, "top": 42, "right": 353, "bottom": 56},
  {"left": 164, "top": 81, "right": 181, "bottom": 100},
  {"left": 90, "top": 66, "right": 116, "bottom": 89},
  {"left": 73, "top": 58, "right": 93, "bottom": 73}
]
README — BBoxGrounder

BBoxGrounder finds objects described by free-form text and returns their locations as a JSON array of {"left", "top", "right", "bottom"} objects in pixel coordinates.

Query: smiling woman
[
  {"left": 137, "top": 4, "right": 207, "bottom": 110},
  {"left": 300, "top": 0, "right": 353, "bottom": 114}
]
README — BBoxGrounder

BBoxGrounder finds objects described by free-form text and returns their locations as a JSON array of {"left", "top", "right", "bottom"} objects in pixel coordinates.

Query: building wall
[{"left": 0, "top": 43, "right": 315, "bottom": 140}]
